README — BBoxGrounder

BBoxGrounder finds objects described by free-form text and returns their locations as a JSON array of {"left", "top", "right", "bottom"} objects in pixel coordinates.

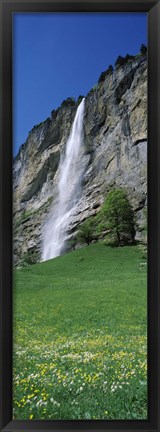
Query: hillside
[
  {"left": 13, "top": 52, "right": 147, "bottom": 265},
  {"left": 13, "top": 243, "right": 147, "bottom": 419}
]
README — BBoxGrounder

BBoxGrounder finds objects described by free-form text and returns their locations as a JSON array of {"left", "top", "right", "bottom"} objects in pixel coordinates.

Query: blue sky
[{"left": 13, "top": 13, "right": 147, "bottom": 156}]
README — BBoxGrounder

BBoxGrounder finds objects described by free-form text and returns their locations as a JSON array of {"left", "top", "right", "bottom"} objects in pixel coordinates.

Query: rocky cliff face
[{"left": 13, "top": 54, "right": 147, "bottom": 265}]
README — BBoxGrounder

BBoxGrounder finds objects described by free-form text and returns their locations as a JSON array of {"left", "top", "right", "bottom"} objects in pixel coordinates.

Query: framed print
[{"left": 0, "top": 0, "right": 160, "bottom": 431}]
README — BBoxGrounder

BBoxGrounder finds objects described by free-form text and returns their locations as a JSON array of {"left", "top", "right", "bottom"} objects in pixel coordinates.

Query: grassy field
[{"left": 13, "top": 243, "right": 147, "bottom": 420}]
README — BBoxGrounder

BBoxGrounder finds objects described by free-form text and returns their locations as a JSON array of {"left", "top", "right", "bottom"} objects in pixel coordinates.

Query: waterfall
[{"left": 41, "top": 98, "right": 85, "bottom": 261}]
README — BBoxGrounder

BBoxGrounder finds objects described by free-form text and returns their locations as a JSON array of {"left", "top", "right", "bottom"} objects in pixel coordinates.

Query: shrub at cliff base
[{"left": 77, "top": 218, "right": 96, "bottom": 246}]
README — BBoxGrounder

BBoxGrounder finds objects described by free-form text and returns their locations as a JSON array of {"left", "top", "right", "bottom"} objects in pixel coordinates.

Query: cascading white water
[{"left": 41, "top": 98, "right": 85, "bottom": 261}]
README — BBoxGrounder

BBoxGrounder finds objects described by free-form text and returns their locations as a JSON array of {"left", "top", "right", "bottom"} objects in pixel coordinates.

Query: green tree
[
  {"left": 77, "top": 218, "right": 96, "bottom": 246},
  {"left": 98, "top": 65, "right": 114, "bottom": 84},
  {"left": 77, "top": 95, "right": 84, "bottom": 105},
  {"left": 115, "top": 55, "right": 125, "bottom": 68},
  {"left": 140, "top": 44, "right": 147, "bottom": 55},
  {"left": 108, "top": 64, "right": 114, "bottom": 73},
  {"left": 67, "top": 236, "right": 77, "bottom": 251},
  {"left": 124, "top": 54, "right": 135, "bottom": 63},
  {"left": 61, "top": 97, "right": 75, "bottom": 107},
  {"left": 98, "top": 188, "right": 135, "bottom": 245},
  {"left": 20, "top": 249, "right": 40, "bottom": 266}
]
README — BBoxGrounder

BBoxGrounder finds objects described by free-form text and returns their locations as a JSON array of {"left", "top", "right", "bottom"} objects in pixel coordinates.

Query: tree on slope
[
  {"left": 99, "top": 188, "right": 135, "bottom": 245},
  {"left": 140, "top": 44, "right": 147, "bottom": 55},
  {"left": 77, "top": 218, "right": 96, "bottom": 246}
]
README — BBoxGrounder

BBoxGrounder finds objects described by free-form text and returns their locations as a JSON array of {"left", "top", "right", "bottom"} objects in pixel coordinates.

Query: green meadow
[{"left": 13, "top": 243, "right": 147, "bottom": 420}]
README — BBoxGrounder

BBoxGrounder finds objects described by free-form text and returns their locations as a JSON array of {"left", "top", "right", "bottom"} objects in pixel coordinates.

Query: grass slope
[{"left": 13, "top": 243, "right": 147, "bottom": 420}]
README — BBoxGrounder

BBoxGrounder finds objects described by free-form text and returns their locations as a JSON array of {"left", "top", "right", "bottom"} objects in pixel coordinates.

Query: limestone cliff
[{"left": 13, "top": 53, "right": 147, "bottom": 265}]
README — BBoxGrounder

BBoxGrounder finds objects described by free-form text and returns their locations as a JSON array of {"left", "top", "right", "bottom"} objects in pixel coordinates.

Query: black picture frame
[{"left": 0, "top": 1, "right": 159, "bottom": 431}]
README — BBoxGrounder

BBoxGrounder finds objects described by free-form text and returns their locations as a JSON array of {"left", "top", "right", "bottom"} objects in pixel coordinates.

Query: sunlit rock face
[{"left": 13, "top": 54, "right": 147, "bottom": 265}]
